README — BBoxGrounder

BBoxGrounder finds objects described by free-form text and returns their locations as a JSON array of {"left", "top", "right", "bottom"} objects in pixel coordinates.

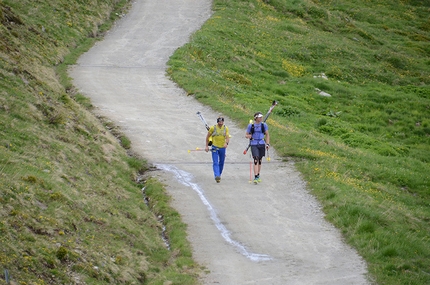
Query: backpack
[
  {"left": 250, "top": 123, "right": 265, "bottom": 134},
  {"left": 212, "top": 125, "right": 227, "bottom": 137},
  {"left": 208, "top": 125, "right": 227, "bottom": 146}
]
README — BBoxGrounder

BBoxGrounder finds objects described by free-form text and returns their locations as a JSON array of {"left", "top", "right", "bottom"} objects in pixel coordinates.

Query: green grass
[
  {"left": 0, "top": 0, "right": 199, "bottom": 284},
  {"left": 2, "top": 0, "right": 429, "bottom": 283},
  {"left": 167, "top": 0, "right": 430, "bottom": 284}
]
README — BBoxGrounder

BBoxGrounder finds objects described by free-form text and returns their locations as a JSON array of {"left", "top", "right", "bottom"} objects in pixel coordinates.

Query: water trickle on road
[{"left": 157, "top": 164, "right": 272, "bottom": 262}]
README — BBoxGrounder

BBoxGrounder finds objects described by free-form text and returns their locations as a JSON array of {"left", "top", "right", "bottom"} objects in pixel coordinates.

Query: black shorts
[{"left": 251, "top": 144, "right": 265, "bottom": 158}]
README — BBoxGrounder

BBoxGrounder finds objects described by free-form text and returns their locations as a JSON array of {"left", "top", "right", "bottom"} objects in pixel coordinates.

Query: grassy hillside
[
  {"left": 0, "top": 0, "right": 199, "bottom": 284},
  {"left": 167, "top": 0, "right": 430, "bottom": 284}
]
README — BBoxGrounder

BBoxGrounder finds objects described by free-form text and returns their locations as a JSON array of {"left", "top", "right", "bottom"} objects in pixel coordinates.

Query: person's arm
[
  {"left": 245, "top": 125, "right": 252, "bottom": 139},
  {"left": 224, "top": 127, "right": 230, "bottom": 147},
  {"left": 264, "top": 124, "right": 270, "bottom": 148},
  {"left": 205, "top": 131, "right": 211, "bottom": 152}
]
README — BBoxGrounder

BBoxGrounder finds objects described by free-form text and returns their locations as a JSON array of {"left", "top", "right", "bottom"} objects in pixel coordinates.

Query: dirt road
[{"left": 69, "top": 0, "right": 370, "bottom": 284}]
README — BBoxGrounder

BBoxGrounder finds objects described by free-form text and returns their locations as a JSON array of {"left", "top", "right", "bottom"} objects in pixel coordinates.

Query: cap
[
  {"left": 254, "top": 112, "right": 263, "bottom": 119},
  {"left": 217, "top": 116, "right": 224, "bottom": 122}
]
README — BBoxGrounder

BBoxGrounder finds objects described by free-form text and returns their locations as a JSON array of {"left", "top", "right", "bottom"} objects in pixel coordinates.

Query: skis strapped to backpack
[
  {"left": 243, "top": 100, "right": 277, "bottom": 155},
  {"left": 196, "top": 111, "right": 213, "bottom": 146},
  {"left": 196, "top": 111, "right": 210, "bottom": 131}
]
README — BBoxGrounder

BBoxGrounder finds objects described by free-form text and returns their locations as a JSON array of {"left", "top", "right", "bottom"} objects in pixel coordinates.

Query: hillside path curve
[{"left": 69, "top": 0, "right": 370, "bottom": 284}]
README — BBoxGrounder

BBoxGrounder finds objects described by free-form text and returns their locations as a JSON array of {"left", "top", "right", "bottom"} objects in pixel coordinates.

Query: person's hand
[
  {"left": 205, "top": 146, "right": 209, "bottom": 152},
  {"left": 266, "top": 144, "right": 270, "bottom": 150}
]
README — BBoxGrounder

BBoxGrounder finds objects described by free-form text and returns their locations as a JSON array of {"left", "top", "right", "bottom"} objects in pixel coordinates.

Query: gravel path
[{"left": 69, "top": 0, "right": 370, "bottom": 284}]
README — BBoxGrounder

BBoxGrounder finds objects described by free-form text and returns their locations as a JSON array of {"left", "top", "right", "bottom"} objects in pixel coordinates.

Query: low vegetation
[
  {"left": 1, "top": 0, "right": 199, "bottom": 284},
  {"left": 167, "top": 0, "right": 430, "bottom": 284},
  {"left": 2, "top": 0, "right": 429, "bottom": 284}
]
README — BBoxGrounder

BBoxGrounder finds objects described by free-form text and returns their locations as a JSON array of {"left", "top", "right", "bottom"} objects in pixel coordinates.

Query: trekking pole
[
  {"left": 266, "top": 147, "right": 271, "bottom": 161},
  {"left": 249, "top": 153, "right": 253, "bottom": 183},
  {"left": 188, "top": 147, "right": 206, "bottom": 153}
]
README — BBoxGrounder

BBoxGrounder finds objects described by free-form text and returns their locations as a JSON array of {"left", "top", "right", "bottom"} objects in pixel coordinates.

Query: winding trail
[{"left": 69, "top": 0, "right": 370, "bottom": 284}]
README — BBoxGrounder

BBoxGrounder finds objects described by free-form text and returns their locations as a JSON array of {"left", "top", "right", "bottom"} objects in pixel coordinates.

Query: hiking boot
[
  {"left": 256, "top": 175, "right": 261, "bottom": 183},
  {"left": 253, "top": 178, "right": 258, "bottom": 185},
  {"left": 215, "top": 176, "right": 221, "bottom": 183}
]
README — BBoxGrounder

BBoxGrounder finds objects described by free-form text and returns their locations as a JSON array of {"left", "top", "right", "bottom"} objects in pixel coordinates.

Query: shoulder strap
[
  {"left": 212, "top": 125, "right": 227, "bottom": 136},
  {"left": 212, "top": 125, "right": 216, "bottom": 136},
  {"left": 251, "top": 123, "right": 265, "bottom": 134}
]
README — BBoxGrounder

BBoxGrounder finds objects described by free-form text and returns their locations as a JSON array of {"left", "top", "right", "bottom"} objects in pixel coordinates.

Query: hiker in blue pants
[{"left": 205, "top": 116, "right": 230, "bottom": 183}]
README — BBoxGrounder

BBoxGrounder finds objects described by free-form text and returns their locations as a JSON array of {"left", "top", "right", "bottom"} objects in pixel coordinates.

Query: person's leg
[
  {"left": 251, "top": 146, "right": 259, "bottom": 177},
  {"left": 218, "top": 147, "right": 226, "bottom": 176},
  {"left": 211, "top": 147, "right": 221, "bottom": 181},
  {"left": 257, "top": 145, "right": 265, "bottom": 177},
  {"left": 253, "top": 145, "right": 265, "bottom": 182},
  {"left": 212, "top": 147, "right": 221, "bottom": 183},
  {"left": 252, "top": 158, "right": 260, "bottom": 184},
  {"left": 253, "top": 159, "right": 260, "bottom": 176}
]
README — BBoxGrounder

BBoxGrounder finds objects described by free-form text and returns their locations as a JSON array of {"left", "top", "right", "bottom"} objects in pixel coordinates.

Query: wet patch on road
[{"left": 156, "top": 164, "right": 272, "bottom": 262}]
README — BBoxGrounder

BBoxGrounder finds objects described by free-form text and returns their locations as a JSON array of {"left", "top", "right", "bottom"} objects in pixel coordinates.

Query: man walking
[
  {"left": 245, "top": 112, "right": 270, "bottom": 184},
  {"left": 205, "top": 116, "right": 230, "bottom": 183}
]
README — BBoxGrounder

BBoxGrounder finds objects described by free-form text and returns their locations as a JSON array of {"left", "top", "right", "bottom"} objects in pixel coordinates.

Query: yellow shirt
[{"left": 209, "top": 125, "right": 229, "bottom": 147}]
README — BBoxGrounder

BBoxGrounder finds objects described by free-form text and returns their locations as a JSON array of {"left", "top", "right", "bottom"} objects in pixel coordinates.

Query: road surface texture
[{"left": 69, "top": 0, "right": 370, "bottom": 284}]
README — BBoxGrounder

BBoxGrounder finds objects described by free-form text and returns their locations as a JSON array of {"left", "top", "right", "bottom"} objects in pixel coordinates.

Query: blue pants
[{"left": 211, "top": 146, "right": 226, "bottom": 178}]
